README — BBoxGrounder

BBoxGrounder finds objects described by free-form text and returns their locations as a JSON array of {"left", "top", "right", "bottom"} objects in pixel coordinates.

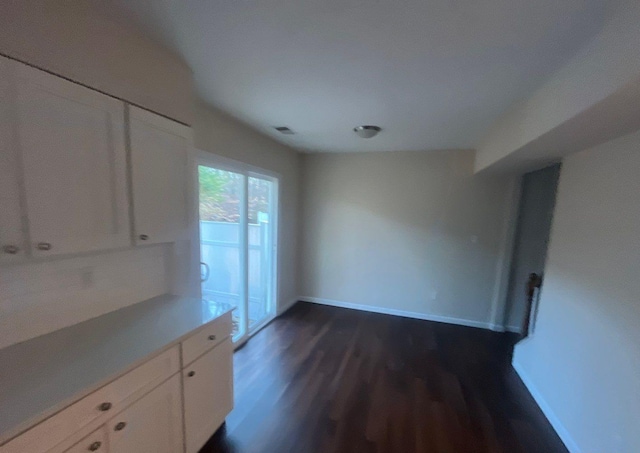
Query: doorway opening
[{"left": 505, "top": 164, "right": 561, "bottom": 337}]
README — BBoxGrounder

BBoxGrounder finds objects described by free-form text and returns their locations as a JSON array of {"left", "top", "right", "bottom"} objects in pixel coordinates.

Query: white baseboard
[
  {"left": 513, "top": 360, "right": 581, "bottom": 453},
  {"left": 277, "top": 297, "right": 298, "bottom": 316},
  {"left": 299, "top": 296, "right": 504, "bottom": 331}
]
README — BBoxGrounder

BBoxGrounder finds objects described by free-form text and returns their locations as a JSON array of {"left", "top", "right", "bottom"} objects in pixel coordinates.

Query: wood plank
[{"left": 200, "top": 302, "right": 568, "bottom": 453}]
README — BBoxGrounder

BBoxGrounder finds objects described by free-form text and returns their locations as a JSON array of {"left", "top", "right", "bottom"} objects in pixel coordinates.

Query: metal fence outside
[{"left": 200, "top": 221, "right": 270, "bottom": 326}]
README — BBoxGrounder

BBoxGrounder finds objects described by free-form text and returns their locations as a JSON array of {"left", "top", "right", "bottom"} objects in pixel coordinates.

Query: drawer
[
  {"left": 63, "top": 426, "right": 107, "bottom": 453},
  {"left": 3, "top": 346, "right": 179, "bottom": 453},
  {"left": 181, "top": 312, "right": 232, "bottom": 367}
]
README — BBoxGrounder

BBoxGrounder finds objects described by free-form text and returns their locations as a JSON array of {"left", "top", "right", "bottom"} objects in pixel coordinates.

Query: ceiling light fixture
[{"left": 353, "top": 125, "right": 381, "bottom": 139}]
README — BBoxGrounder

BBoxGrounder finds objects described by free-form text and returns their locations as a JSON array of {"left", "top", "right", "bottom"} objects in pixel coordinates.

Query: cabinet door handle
[
  {"left": 208, "top": 335, "right": 216, "bottom": 341},
  {"left": 114, "top": 421, "right": 127, "bottom": 431},
  {"left": 2, "top": 245, "right": 19, "bottom": 254},
  {"left": 36, "top": 242, "right": 52, "bottom": 251},
  {"left": 98, "top": 402, "right": 112, "bottom": 411},
  {"left": 139, "top": 234, "right": 149, "bottom": 241},
  {"left": 88, "top": 441, "right": 102, "bottom": 451},
  {"left": 200, "top": 261, "right": 210, "bottom": 283},
  {"left": 187, "top": 371, "right": 195, "bottom": 377}
]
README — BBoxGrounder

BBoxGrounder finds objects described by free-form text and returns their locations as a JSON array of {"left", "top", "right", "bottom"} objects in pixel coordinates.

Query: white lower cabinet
[
  {"left": 108, "top": 374, "right": 183, "bottom": 453},
  {"left": 4, "top": 316, "right": 233, "bottom": 453},
  {"left": 59, "top": 374, "right": 182, "bottom": 453},
  {"left": 183, "top": 339, "right": 234, "bottom": 453},
  {"left": 63, "top": 427, "right": 107, "bottom": 453}
]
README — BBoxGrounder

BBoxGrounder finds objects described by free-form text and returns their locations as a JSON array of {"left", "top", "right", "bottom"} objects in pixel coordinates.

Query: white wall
[
  {"left": 299, "top": 150, "right": 515, "bottom": 328},
  {"left": 193, "top": 103, "right": 301, "bottom": 313},
  {"left": 513, "top": 130, "right": 640, "bottom": 453},
  {"left": 0, "top": 246, "right": 171, "bottom": 349},
  {"left": 475, "top": 0, "right": 640, "bottom": 173},
  {"left": 0, "top": 0, "right": 193, "bottom": 124}
]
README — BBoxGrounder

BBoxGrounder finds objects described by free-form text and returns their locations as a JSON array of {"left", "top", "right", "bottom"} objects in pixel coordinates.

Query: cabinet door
[
  {"left": 183, "top": 338, "right": 234, "bottom": 453},
  {"left": 0, "top": 57, "right": 27, "bottom": 261},
  {"left": 129, "top": 106, "right": 192, "bottom": 246},
  {"left": 13, "top": 60, "right": 130, "bottom": 257},
  {"left": 63, "top": 426, "right": 108, "bottom": 453},
  {"left": 109, "top": 374, "right": 183, "bottom": 453}
]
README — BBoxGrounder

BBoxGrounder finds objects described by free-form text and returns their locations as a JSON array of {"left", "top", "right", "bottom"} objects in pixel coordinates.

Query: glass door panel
[
  {"left": 248, "top": 176, "right": 275, "bottom": 330},
  {"left": 198, "top": 166, "right": 246, "bottom": 340},
  {"left": 197, "top": 157, "right": 278, "bottom": 345}
]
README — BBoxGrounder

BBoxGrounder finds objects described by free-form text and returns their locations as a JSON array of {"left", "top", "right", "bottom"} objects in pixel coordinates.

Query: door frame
[{"left": 194, "top": 150, "right": 280, "bottom": 348}]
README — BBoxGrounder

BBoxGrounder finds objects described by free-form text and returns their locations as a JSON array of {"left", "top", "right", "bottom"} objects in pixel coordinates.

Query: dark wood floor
[{"left": 200, "top": 302, "right": 567, "bottom": 453}]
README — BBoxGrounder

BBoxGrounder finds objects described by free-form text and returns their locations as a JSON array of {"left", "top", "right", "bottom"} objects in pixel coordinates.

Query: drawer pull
[
  {"left": 36, "top": 242, "right": 52, "bottom": 251},
  {"left": 88, "top": 441, "right": 102, "bottom": 451},
  {"left": 187, "top": 371, "right": 195, "bottom": 377},
  {"left": 139, "top": 234, "right": 149, "bottom": 241},
  {"left": 114, "top": 421, "right": 127, "bottom": 431},
  {"left": 98, "top": 402, "right": 112, "bottom": 411},
  {"left": 208, "top": 334, "right": 216, "bottom": 341},
  {"left": 3, "top": 245, "right": 19, "bottom": 254}
]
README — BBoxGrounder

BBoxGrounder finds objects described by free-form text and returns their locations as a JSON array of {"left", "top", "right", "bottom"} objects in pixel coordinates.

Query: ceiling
[{"left": 111, "top": 0, "right": 614, "bottom": 153}]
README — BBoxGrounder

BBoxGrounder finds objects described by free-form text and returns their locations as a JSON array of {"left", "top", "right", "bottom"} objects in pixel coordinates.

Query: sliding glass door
[
  {"left": 197, "top": 157, "right": 277, "bottom": 344},
  {"left": 248, "top": 176, "right": 275, "bottom": 329}
]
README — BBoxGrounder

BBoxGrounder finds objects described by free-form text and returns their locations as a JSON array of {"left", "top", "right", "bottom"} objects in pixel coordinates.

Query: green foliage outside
[
  {"left": 198, "top": 166, "right": 270, "bottom": 223},
  {"left": 199, "top": 166, "right": 227, "bottom": 204}
]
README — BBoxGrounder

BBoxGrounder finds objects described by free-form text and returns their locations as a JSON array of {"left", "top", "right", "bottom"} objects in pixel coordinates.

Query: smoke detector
[{"left": 353, "top": 125, "right": 381, "bottom": 139}]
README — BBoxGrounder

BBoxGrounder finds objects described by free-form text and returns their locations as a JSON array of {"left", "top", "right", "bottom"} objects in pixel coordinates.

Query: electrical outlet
[{"left": 80, "top": 267, "right": 94, "bottom": 288}]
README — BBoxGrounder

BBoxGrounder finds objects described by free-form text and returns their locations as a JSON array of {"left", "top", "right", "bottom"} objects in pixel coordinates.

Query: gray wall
[
  {"left": 299, "top": 150, "right": 516, "bottom": 327},
  {"left": 504, "top": 164, "right": 560, "bottom": 331}
]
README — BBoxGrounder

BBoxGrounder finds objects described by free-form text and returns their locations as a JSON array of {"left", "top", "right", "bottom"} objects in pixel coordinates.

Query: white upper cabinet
[
  {"left": 11, "top": 59, "right": 130, "bottom": 257},
  {"left": 129, "top": 106, "right": 192, "bottom": 246},
  {"left": 0, "top": 55, "right": 192, "bottom": 262},
  {"left": 0, "top": 58, "right": 27, "bottom": 262}
]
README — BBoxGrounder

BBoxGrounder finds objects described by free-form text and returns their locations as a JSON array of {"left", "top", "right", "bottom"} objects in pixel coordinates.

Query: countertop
[{"left": 0, "top": 294, "right": 234, "bottom": 445}]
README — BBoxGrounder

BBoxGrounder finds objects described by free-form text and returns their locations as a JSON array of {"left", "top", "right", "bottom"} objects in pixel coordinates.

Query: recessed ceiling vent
[{"left": 274, "top": 126, "right": 295, "bottom": 135}]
